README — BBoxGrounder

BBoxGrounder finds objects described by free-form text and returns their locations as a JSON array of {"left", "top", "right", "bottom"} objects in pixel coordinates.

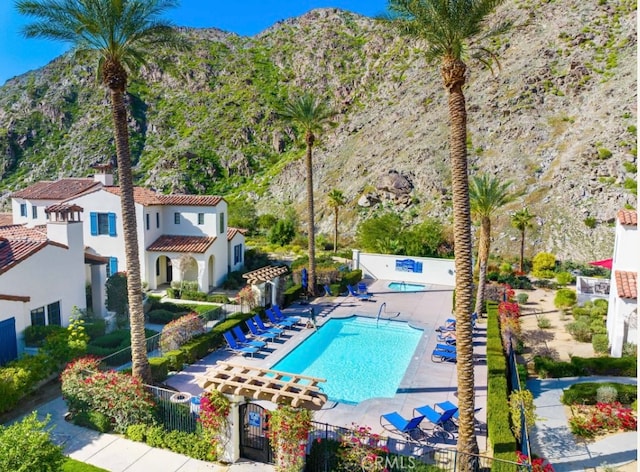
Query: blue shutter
[
  {"left": 108, "top": 213, "right": 116, "bottom": 236},
  {"left": 109, "top": 257, "right": 118, "bottom": 276},
  {"left": 90, "top": 212, "right": 98, "bottom": 235}
]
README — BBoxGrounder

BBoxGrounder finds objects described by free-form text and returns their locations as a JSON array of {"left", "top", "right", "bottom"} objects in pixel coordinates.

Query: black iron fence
[
  {"left": 145, "top": 384, "right": 200, "bottom": 433},
  {"left": 507, "top": 345, "right": 532, "bottom": 459}
]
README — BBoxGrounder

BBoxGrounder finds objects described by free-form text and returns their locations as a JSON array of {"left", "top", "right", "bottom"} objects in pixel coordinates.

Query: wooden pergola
[{"left": 197, "top": 361, "right": 328, "bottom": 410}]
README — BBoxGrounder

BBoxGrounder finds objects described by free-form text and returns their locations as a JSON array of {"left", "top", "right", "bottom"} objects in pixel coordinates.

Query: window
[
  {"left": 32, "top": 205, "right": 37, "bottom": 219},
  {"left": 47, "top": 302, "right": 61, "bottom": 326},
  {"left": 234, "top": 244, "right": 243, "bottom": 265},
  {"left": 146, "top": 213, "right": 150, "bottom": 230},
  {"left": 219, "top": 212, "right": 225, "bottom": 233},
  {"left": 30, "top": 307, "right": 45, "bottom": 326},
  {"left": 90, "top": 212, "right": 117, "bottom": 236},
  {"left": 156, "top": 212, "right": 160, "bottom": 228},
  {"left": 107, "top": 257, "right": 118, "bottom": 277},
  {"left": 174, "top": 212, "right": 180, "bottom": 224},
  {"left": 20, "top": 203, "right": 27, "bottom": 217},
  {"left": 198, "top": 213, "right": 204, "bottom": 225}
]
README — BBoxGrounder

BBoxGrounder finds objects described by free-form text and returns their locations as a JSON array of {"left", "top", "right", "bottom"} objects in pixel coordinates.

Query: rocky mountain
[{"left": 0, "top": 1, "right": 636, "bottom": 262}]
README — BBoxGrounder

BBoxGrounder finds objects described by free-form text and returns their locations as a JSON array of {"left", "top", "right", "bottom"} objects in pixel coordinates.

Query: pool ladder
[{"left": 376, "top": 302, "right": 387, "bottom": 328}]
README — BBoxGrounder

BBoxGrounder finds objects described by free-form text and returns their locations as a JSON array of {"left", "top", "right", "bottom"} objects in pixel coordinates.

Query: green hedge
[
  {"left": 147, "top": 309, "right": 184, "bottom": 324},
  {"left": 561, "top": 382, "right": 637, "bottom": 406},
  {"left": 340, "top": 270, "right": 363, "bottom": 290},
  {"left": 149, "top": 357, "right": 169, "bottom": 383},
  {"left": 126, "top": 424, "right": 214, "bottom": 461},
  {"left": 485, "top": 301, "right": 518, "bottom": 465},
  {"left": 533, "top": 355, "right": 637, "bottom": 378},
  {"left": 283, "top": 284, "right": 302, "bottom": 306}
]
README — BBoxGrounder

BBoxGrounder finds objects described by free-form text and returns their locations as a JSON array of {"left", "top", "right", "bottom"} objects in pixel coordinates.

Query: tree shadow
[{"left": 523, "top": 328, "right": 555, "bottom": 344}]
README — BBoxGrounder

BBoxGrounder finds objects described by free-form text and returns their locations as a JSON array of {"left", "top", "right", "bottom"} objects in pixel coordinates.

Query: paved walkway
[{"left": 528, "top": 376, "right": 638, "bottom": 471}]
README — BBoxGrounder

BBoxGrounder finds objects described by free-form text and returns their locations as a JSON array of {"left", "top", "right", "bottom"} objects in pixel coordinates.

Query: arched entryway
[{"left": 155, "top": 255, "right": 173, "bottom": 287}]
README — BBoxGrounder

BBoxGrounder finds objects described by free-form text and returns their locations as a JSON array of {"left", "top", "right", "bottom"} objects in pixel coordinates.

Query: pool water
[
  {"left": 388, "top": 282, "right": 426, "bottom": 292},
  {"left": 271, "top": 316, "right": 422, "bottom": 404}
]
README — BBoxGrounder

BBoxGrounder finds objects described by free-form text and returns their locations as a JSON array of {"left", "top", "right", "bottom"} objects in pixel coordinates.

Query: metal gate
[
  {"left": 0, "top": 317, "right": 18, "bottom": 366},
  {"left": 239, "top": 402, "right": 273, "bottom": 464}
]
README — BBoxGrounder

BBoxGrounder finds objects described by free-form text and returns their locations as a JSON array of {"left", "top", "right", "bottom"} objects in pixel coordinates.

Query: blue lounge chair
[
  {"left": 380, "top": 412, "right": 426, "bottom": 443},
  {"left": 266, "top": 308, "right": 296, "bottom": 329},
  {"left": 273, "top": 305, "right": 301, "bottom": 325},
  {"left": 434, "top": 401, "right": 483, "bottom": 430},
  {"left": 246, "top": 319, "right": 279, "bottom": 341},
  {"left": 357, "top": 282, "right": 370, "bottom": 295},
  {"left": 223, "top": 331, "right": 259, "bottom": 357},
  {"left": 437, "top": 332, "right": 456, "bottom": 344},
  {"left": 254, "top": 315, "right": 284, "bottom": 336},
  {"left": 431, "top": 349, "right": 457, "bottom": 363},
  {"left": 232, "top": 325, "right": 267, "bottom": 349},
  {"left": 413, "top": 404, "right": 458, "bottom": 437},
  {"left": 437, "top": 313, "right": 477, "bottom": 332},
  {"left": 323, "top": 284, "right": 333, "bottom": 296},
  {"left": 347, "top": 284, "right": 373, "bottom": 301},
  {"left": 435, "top": 343, "right": 456, "bottom": 352}
]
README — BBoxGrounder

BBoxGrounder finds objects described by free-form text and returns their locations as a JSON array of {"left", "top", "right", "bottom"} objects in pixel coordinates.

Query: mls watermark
[{"left": 361, "top": 455, "right": 418, "bottom": 471}]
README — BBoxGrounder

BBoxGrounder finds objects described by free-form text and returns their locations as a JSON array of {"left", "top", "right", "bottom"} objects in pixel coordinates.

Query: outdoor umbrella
[
  {"left": 301, "top": 267, "right": 308, "bottom": 292},
  {"left": 588, "top": 259, "right": 613, "bottom": 270}
]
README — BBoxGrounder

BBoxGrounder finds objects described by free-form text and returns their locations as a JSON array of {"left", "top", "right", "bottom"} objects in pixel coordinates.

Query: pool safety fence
[
  {"left": 144, "top": 384, "right": 200, "bottom": 433},
  {"left": 306, "top": 421, "right": 529, "bottom": 472}
]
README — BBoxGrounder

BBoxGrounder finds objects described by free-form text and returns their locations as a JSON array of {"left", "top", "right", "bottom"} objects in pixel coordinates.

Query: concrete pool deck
[{"left": 165, "top": 279, "right": 489, "bottom": 452}]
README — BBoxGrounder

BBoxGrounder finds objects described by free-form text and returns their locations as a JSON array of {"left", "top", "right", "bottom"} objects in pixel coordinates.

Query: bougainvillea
[
  {"left": 338, "top": 424, "right": 389, "bottom": 472},
  {"left": 198, "top": 390, "right": 231, "bottom": 457},
  {"left": 267, "top": 405, "right": 312, "bottom": 472},
  {"left": 517, "top": 452, "right": 555, "bottom": 472},
  {"left": 159, "top": 312, "right": 205, "bottom": 352}
]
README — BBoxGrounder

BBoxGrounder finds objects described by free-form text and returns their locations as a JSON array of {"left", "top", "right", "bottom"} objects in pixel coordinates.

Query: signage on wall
[{"left": 395, "top": 259, "right": 423, "bottom": 273}]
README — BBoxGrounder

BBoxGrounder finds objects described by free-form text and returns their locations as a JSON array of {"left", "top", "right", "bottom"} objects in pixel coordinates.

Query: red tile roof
[
  {"left": 10, "top": 179, "right": 100, "bottom": 200},
  {"left": 0, "top": 213, "right": 13, "bottom": 226},
  {"left": 45, "top": 203, "right": 84, "bottom": 213},
  {"left": 147, "top": 235, "right": 216, "bottom": 253},
  {"left": 227, "top": 227, "right": 247, "bottom": 241},
  {"left": 0, "top": 225, "right": 47, "bottom": 241},
  {"left": 0, "top": 237, "right": 49, "bottom": 275},
  {"left": 103, "top": 186, "right": 163, "bottom": 205},
  {"left": 615, "top": 270, "right": 637, "bottom": 300},
  {"left": 617, "top": 209, "right": 637, "bottom": 226},
  {"left": 158, "top": 195, "right": 223, "bottom": 206}
]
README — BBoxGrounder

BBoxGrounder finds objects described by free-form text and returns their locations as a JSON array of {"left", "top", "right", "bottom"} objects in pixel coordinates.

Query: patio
[{"left": 165, "top": 279, "right": 489, "bottom": 452}]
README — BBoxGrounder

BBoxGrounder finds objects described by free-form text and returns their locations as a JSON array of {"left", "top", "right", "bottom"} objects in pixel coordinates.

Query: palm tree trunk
[
  {"left": 305, "top": 136, "right": 317, "bottom": 296},
  {"left": 474, "top": 217, "right": 491, "bottom": 315},
  {"left": 110, "top": 88, "right": 151, "bottom": 384},
  {"left": 333, "top": 207, "right": 339, "bottom": 253},
  {"left": 442, "top": 56, "right": 479, "bottom": 465},
  {"left": 519, "top": 229, "right": 526, "bottom": 273}
]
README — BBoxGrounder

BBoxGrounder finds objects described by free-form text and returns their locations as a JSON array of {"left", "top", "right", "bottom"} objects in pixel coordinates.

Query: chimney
[
  {"left": 93, "top": 164, "right": 114, "bottom": 186},
  {"left": 45, "top": 204, "right": 84, "bottom": 249}
]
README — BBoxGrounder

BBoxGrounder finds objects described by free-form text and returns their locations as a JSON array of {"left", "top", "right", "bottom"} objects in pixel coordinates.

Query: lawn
[{"left": 63, "top": 458, "right": 108, "bottom": 472}]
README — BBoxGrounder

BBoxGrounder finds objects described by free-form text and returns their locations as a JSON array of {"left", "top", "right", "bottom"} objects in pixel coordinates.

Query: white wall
[
  {"left": 228, "top": 233, "right": 245, "bottom": 272},
  {"left": 353, "top": 251, "right": 456, "bottom": 287},
  {"left": 11, "top": 198, "right": 59, "bottom": 227},
  {"left": 613, "top": 223, "right": 638, "bottom": 271},
  {"left": 161, "top": 200, "right": 227, "bottom": 238}
]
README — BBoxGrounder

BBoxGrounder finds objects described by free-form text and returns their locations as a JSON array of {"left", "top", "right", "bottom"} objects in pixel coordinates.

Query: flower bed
[{"left": 568, "top": 402, "right": 637, "bottom": 438}]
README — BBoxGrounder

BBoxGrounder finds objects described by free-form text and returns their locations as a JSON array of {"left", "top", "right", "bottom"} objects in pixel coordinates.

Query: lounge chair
[
  {"left": 433, "top": 401, "right": 483, "bottom": 429},
  {"left": 357, "top": 282, "right": 370, "bottom": 295},
  {"left": 323, "top": 284, "right": 333, "bottom": 296},
  {"left": 246, "top": 319, "right": 279, "bottom": 341},
  {"left": 273, "top": 304, "right": 301, "bottom": 325},
  {"left": 437, "top": 313, "right": 477, "bottom": 332},
  {"left": 254, "top": 315, "right": 284, "bottom": 336},
  {"left": 266, "top": 308, "right": 296, "bottom": 329},
  {"left": 380, "top": 412, "right": 427, "bottom": 443},
  {"left": 232, "top": 325, "right": 267, "bottom": 349},
  {"left": 431, "top": 348, "right": 457, "bottom": 363},
  {"left": 413, "top": 404, "right": 458, "bottom": 437},
  {"left": 347, "top": 284, "right": 373, "bottom": 301},
  {"left": 435, "top": 343, "right": 456, "bottom": 352},
  {"left": 437, "top": 332, "right": 456, "bottom": 344},
  {"left": 223, "top": 331, "right": 259, "bottom": 357}
]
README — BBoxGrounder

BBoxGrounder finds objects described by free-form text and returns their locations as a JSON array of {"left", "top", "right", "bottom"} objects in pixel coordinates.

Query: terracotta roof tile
[
  {"left": 617, "top": 209, "right": 637, "bottom": 226},
  {"left": 227, "top": 227, "right": 247, "bottom": 241},
  {"left": 615, "top": 270, "right": 637, "bottom": 300},
  {"left": 45, "top": 203, "right": 84, "bottom": 213},
  {"left": 11, "top": 179, "right": 100, "bottom": 200},
  {"left": 0, "top": 213, "right": 13, "bottom": 226},
  {"left": 242, "top": 265, "right": 289, "bottom": 284},
  {"left": 147, "top": 235, "right": 216, "bottom": 253},
  {"left": 158, "top": 195, "right": 223, "bottom": 206},
  {"left": 0, "top": 237, "right": 49, "bottom": 275},
  {"left": 103, "top": 186, "right": 163, "bottom": 205},
  {"left": 0, "top": 225, "right": 47, "bottom": 241}
]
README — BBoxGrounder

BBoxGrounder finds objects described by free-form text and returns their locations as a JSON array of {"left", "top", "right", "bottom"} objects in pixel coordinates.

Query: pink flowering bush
[
  {"left": 267, "top": 405, "right": 312, "bottom": 472},
  {"left": 517, "top": 452, "right": 555, "bottom": 472},
  {"left": 160, "top": 312, "right": 205, "bottom": 352},
  {"left": 61, "top": 356, "right": 156, "bottom": 433},
  {"left": 569, "top": 402, "right": 637, "bottom": 438},
  {"left": 198, "top": 390, "right": 231, "bottom": 459},
  {"left": 338, "top": 424, "right": 390, "bottom": 472}
]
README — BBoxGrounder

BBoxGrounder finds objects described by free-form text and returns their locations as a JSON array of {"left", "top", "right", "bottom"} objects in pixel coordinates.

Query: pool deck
[{"left": 165, "top": 279, "right": 488, "bottom": 452}]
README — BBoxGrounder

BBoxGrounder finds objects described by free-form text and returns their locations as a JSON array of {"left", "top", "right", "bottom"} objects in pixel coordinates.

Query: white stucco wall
[
  {"left": 353, "top": 251, "right": 456, "bottom": 287},
  {"left": 228, "top": 233, "right": 246, "bottom": 272},
  {"left": 11, "top": 198, "right": 60, "bottom": 227}
]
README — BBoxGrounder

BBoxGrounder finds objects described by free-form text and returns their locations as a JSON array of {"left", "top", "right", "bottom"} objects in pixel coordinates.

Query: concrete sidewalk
[
  {"left": 528, "top": 376, "right": 638, "bottom": 471},
  {"left": 31, "top": 396, "right": 274, "bottom": 472}
]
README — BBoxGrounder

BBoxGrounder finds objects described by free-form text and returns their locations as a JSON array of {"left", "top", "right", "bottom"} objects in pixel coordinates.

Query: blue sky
[{"left": 0, "top": 1, "right": 388, "bottom": 86}]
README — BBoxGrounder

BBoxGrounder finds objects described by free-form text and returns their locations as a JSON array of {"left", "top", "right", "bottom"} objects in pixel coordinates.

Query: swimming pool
[
  {"left": 271, "top": 316, "right": 422, "bottom": 404},
  {"left": 388, "top": 282, "right": 426, "bottom": 292}
]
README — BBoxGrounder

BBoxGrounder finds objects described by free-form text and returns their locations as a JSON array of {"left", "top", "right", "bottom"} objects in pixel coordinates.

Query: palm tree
[
  {"left": 470, "top": 174, "right": 513, "bottom": 315},
  {"left": 386, "top": 0, "right": 508, "bottom": 462},
  {"left": 511, "top": 207, "right": 536, "bottom": 273},
  {"left": 327, "top": 189, "right": 346, "bottom": 253},
  {"left": 18, "top": 0, "right": 183, "bottom": 383},
  {"left": 277, "top": 93, "right": 334, "bottom": 297}
]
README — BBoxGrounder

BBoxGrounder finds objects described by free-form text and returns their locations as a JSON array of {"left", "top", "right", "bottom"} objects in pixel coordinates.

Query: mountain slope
[{"left": 0, "top": 1, "right": 636, "bottom": 261}]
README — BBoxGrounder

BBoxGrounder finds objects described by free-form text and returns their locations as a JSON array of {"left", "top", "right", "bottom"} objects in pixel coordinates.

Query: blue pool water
[
  {"left": 388, "top": 282, "right": 426, "bottom": 292},
  {"left": 271, "top": 316, "right": 422, "bottom": 404}
]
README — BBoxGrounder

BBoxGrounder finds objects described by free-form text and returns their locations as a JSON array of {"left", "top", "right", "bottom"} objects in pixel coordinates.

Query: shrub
[
  {"left": 149, "top": 357, "right": 169, "bottom": 383},
  {"left": 554, "top": 288, "right": 577, "bottom": 309},
  {"left": 596, "top": 386, "right": 618, "bottom": 404},
  {"left": 148, "top": 309, "right": 183, "bottom": 324},
  {"left": 23, "top": 325, "right": 65, "bottom": 347},
  {"left": 537, "top": 315, "right": 551, "bottom": 329},
  {"left": 0, "top": 412, "right": 65, "bottom": 472},
  {"left": 533, "top": 279, "right": 558, "bottom": 290},
  {"left": 181, "top": 291, "right": 208, "bottom": 302},
  {"left": 562, "top": 382, "right": 637, "bottom": 406},
  {"left": 105, "top": 272, "right": 128, "bottom": 316},
  {"left": 567, "top": 320, "right": 592, "bottom": 342},
  {"left": 160, "top": 313, "right": 205, "bottom": 353},
  {"left": 535, "top": 356, "right": 637, "bottom": 379},
  {"left": 73, "top": 410, "right": 112, "bottom": 433},
  {"left": 583, "top": 216, "right": 597, "bottom": 228},
  {"left": 532, "top": 252, "right": 556, "bottom": 277},
  {"left": 164, "top": 350, "right": 186, "bottom": 371},
  {"left": 555, "top": 271, "right": 574, "bottom": 286},
  {"left": 126, "top": 424, "right": 148, "bottom": 442},
  {"left": 516, "top": 293, "right": 529, "bottom": 304},
  {"left": 592, "top": 334, "right": 609, "bottom": 353},
  {"left": 0, "top": 367, "right": 31, "bottom": 414},
  {"left": 283, "top": 284, "right": 303, "bottom": 306}
]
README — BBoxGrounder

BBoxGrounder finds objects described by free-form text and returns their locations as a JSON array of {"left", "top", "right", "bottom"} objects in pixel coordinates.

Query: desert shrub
[
  {"left": 0, "top": 412, "right": 65, "bottom": 472},
  {"left": 532, "top": 252, "right": 557, "bottom": 277},
  {"left": 537, "top": 315, "right": 551, "bottom": 329},
  {"left": 596, "top": 386, "right": 618, "bottom": 404},
  {"left": 516, "top": 293, "right": 529, "bottom": 304},
  {"left": 533, "top": 279, "right": 558, "bottom": 289},
  {"left": 592, "top": 334, "right": 609, "bottom": 353},
  {"left": 567, "top": 319, "right": 592, "bottom": 342},
  {"left": 622, "top": 342, "right": 637, "bottom": 357},
  {"left": 590, "top": 318, "right": 607, "bottom": 334},
  {"left": 554, "top": 288, "right": 577, "bottom": 309},
  {"left": 556, "top": 271, "right": 574, "bottom": 286}
]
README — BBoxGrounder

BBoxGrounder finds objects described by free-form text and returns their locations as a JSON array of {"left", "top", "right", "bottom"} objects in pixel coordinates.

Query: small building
[{"left": 606, "top": 209, "right": 638, "bottom": 357}]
